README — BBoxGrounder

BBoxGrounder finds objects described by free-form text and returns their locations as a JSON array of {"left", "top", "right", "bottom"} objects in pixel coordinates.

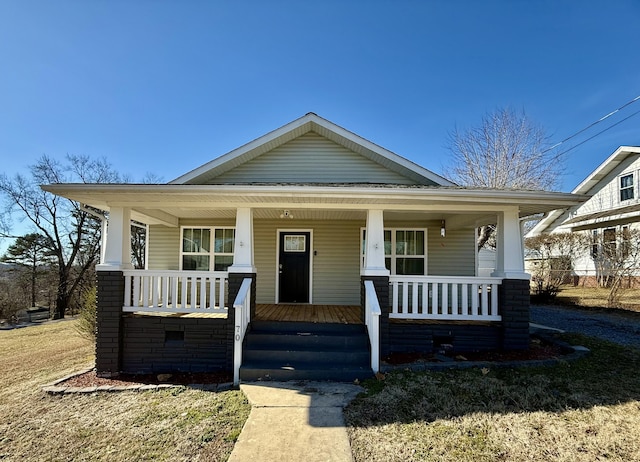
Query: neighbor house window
[
  {"left": 362, "top": 228, "right": 427, "bottom": 275},
  {"left": 620, "top": 173, "right": 634, "bottom": 201},
  {"left": 591, "top": 230, "right": 598, "bottom": 258},
  {"left": 181, "top": 227, "right": 235, "bottom": 271},
  {"left": 603, "top": 228, "right": 617, "bottom": 258}
]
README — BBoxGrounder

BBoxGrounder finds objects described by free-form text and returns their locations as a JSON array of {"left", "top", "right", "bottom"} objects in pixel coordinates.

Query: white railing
[
  {"left": 233, "top": 278, "right": 253, "bottom": 386},
  {"left": 364, "top": 280, "right": 381, "bottom": 373},
  {"left": 122, "top": 270, "right": 228, "bottom": 314},
  {"left": 390, "top": 276, "right": 502, "bottom": 321}
]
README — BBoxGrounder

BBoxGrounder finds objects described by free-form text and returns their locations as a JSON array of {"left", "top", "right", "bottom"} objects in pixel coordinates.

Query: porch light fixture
[
  {"left": 280, "top": 210, "right": 294, "bottom": 219},
  {"left": 441, "top": 220, "right": 446, "bottom": 238}
]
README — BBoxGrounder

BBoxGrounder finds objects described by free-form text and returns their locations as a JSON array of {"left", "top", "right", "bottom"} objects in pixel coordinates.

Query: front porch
[{"left": 255, "top": 304, "right": 362, "bottom": 324}]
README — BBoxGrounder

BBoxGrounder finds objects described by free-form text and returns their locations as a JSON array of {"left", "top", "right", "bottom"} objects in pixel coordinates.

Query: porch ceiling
[{"left": 42, "top": 183, "right": 587, "bottom": 226}]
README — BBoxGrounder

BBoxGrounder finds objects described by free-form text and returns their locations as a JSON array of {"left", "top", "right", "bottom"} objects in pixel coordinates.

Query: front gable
[
  {"left": 202, "top": 131, "right": 419, "bottom": 185},
  {"left": 171, "top": 113, "right": 453, "bottom": 186}
]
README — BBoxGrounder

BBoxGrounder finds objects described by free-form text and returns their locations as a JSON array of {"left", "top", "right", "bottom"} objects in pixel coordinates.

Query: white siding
[
  {"left": 207, "top": 132, "right": 418, "bottom": 185},
  {"left": 573, "top": 154, "right": 640, "bottom": 218}
]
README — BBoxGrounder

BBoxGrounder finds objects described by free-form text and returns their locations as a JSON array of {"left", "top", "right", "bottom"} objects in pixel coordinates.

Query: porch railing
[
  {"left": 389, "top": 276, "right": 502, "bottom": 321},
  {"left": 363, "top": 280, "right": 381, "bottom": 373},
  {"left": 233, "top": 278, "right": 253, "bottom": 386},
  {"left": 122, "top": 270, "right": 228, "bottom": 314}
]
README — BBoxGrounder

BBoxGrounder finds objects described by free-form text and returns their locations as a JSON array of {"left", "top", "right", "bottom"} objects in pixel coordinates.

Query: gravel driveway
[{"left": 531, "top": 304, "right": 640, "bottom": 349}]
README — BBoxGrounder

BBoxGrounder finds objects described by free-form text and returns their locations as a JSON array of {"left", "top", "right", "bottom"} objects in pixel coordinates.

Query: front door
[{"left": 278, "top": 231, "right": 311, "bottom": 303}]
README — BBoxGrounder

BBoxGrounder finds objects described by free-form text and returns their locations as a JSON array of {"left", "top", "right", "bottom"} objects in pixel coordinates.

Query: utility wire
[
  {"left": 554, "top": 107, "right": 640, "bottom": 157},
  {"left": 543, "top": 94, "right": 640, "bottom": 154}
]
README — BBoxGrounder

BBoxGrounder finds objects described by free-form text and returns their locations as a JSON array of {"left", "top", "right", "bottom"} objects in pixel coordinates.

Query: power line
[
  {"left": 543, "top": 94, "right": 640, "bottom": 154},
  {"left": 554, "top": 107, "right": 640, "bottom": 157}
]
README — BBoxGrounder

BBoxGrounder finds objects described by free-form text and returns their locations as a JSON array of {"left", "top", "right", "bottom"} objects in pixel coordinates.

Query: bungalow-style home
[
  {"left": 528, "top": 146, "right": 640, "bottom": 286},
  {"left": 43, "top": 113, "right": 584, "bottom": 384}
]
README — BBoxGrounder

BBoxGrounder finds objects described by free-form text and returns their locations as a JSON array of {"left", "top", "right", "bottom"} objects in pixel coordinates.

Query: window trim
[
  {"left": 179, "top": 226, "right": 235, "bottom": 271},
  {"left": 619, "top": 172, "right": 635, "bottom": 202},
  {"left": 361, "top": 227, "right": 428, "bottom": 275}
]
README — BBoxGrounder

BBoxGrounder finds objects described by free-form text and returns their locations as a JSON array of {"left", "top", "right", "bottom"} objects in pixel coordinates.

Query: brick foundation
[
  {"left": 500, "top": 278, "right": 530, "bottom": 350},
  {"left": 96, "top": 270, "right": 125, "bottom": 377}
]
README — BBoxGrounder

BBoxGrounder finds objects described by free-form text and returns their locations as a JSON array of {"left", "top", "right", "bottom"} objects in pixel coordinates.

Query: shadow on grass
[{"left": 345, "top": 333, "right": 640, "bottom": 427}]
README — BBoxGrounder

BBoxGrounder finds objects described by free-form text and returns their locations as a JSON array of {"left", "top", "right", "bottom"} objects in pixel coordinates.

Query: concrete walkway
[{"left": 228, "top": 381, "right": 363, "bottom": 462}]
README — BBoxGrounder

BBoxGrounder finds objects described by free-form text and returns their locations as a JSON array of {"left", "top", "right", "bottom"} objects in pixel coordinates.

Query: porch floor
[{"left": 255, "top": 304, "right": 362, "bottom": 324}]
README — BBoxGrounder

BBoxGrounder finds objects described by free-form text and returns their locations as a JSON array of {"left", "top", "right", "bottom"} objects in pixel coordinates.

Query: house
[
  {"left": 528, "top": 146, "right": 640, "bottom": 286},
  {"left": 43, "top": 113, "right": 584, "bottom": 384}
]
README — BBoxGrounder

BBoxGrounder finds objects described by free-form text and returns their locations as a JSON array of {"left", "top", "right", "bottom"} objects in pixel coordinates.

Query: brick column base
[
  {"left": 500, "top": 278, "right": 530, "bottom": 350},
  {"left": 96, "top": 270, "right": 124, "bottom": 377}
]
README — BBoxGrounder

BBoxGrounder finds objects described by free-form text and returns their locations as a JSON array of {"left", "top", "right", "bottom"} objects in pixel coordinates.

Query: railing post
[{"left": 233, "top": 278, "right": 252, "bottom": 386}]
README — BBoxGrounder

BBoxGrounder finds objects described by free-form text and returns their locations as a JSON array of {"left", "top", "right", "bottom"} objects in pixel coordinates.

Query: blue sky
[{"left": 1, "top": 1, "right": 639, "bottom": 233}]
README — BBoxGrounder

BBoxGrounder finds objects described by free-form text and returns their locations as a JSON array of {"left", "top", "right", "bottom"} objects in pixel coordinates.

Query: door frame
[{"left": 275, "top": 228, "right": 313, "bottom": 304}]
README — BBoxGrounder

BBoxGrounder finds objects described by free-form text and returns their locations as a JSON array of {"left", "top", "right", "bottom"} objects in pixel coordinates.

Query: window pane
[
  {"left": 415, "top": 231, "right": 424, "bottom": 255},
  {"left": 396, "top": 231, "right": 406, "bottom": 255},
  {"left": 183, "top": 255, "right": 210, "bottom": 271},
  {"left": 396, "top": 258, "right": 425, "bottom": 275},
  {"left": 183, "top": 228, "right": 193, "bottom": 252},
  {"left": 384, "top": 230, "right": 392, "bottom": 255},
  {"left": 214, "top": 229, "right": 235, "bottom": 253},
  {"left": 385, "top": 257, "right": 391, "bottom": 271},
  {"left": 200, "top": 229, "right": 210, "bottom": 252},
  {"left": 214, "top": 255, "right": 233, "bottom": 272},
  {"left": 621, "top": 174, "right": 634, "bottom": 188}
]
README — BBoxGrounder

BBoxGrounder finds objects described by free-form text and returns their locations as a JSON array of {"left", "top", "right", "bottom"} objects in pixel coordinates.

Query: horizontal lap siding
[
  {"left": 253, "top": 220, "right": 362, "bottom": 305},
  {"left": 147, "top": 225, "right": 179, "bottom": 270},
  {"left": 427, "top": 227, "right": 476, "bottom": 276},
  {"left": 208, "top": 132, "right": 417, "bottom": 184}
]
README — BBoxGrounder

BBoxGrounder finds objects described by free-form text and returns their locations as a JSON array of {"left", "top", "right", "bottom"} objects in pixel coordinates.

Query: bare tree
[
  {"left": 0, "top": 154, "right": 121, "bottom": 318},
  {"left": 445, "top": 108, "right": 566, "bottom": 249},
  {"left": 590, "top": 227, "right": 640, "bottom": 308}
]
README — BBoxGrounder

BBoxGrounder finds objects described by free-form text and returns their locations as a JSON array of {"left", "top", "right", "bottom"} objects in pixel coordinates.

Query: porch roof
[{"left": 42, "top": 183, "right": 587, "bottom": 227}]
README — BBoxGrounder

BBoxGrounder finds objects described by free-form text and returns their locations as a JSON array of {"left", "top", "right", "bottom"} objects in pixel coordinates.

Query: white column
[
  {"left": 492, "top": 208, "right": 530, "bottom": 280},
  {"left": 363, "top": 209, "right": 390, "bottom": 277},
  {"left": 97, "top": 206, "right": 133, "bottom": 271},
  {"left": 228, "top": 207, "right": 256, "bottom": 273}
]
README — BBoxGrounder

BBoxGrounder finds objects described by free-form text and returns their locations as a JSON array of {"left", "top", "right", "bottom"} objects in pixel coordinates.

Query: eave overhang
[{"left": 42, "top": 183, "right": 587, "bottom": 226}]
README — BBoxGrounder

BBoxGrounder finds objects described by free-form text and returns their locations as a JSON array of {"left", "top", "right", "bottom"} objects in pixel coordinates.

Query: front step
[{"left": 239, "top": 321, "right": 374, "bottom": 382}]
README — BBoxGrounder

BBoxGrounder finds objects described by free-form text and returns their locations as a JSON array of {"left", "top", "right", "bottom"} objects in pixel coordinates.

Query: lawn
[
  {"left": 0, "top": 320, "right": 250, "bottom": 462},
  {"left": 345, "top": 334, "right": 640, "bottom": 461},
  {"left": 554, "top": 285, "right": 640, "bottom": 312}
]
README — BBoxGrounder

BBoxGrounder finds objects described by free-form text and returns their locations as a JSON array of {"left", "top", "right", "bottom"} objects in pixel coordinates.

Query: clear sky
[{"left": 1, "top": 2, "right": 639, "bottom": 206}]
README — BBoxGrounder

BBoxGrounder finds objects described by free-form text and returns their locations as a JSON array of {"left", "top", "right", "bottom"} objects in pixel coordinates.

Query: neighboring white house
[{"left": 528, "top": 145, "right": 640, "bottom": 285}]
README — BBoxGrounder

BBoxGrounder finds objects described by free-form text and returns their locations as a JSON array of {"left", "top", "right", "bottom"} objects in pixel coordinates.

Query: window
[
  {"left": 621, "top": 225, "right": 631, "bottom": 259},
  {"left": 362, "top": 228, "right": 426, "bottom": 275},
  {"left": 620, "top": 173, "right": 634, "bottom": 201},
  {"left": 181, "top": 227, "right": 235, "bottom": 271},
  {"left": 591, "top": 229, "right": 598, "bottom": 258},
  {"left": 603, "top": 228, "right": 617, "bottom": 258}
]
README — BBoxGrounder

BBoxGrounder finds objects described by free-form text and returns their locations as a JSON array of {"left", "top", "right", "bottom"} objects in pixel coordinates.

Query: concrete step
[{"left": 239, "top": 362, "right": 373, "bottom": 382}]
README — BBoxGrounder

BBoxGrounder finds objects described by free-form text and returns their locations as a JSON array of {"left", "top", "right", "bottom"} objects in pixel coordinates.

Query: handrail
[
  {"left": 233, "top": 278, "right": 252, "bottom": 386},
  {"left": 364, "top": 280, "right": 381, "bottom": 373}
]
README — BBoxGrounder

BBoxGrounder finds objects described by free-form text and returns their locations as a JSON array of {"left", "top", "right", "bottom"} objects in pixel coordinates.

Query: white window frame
[
  {"left": 361, "top": 227, "right": 428, "bottom": 275},
  {"left": 179, "top": 226, "right": 235, "bottom": 271},
  {"left": 619, "top": 172, "right": 635, "bottom": 202}
]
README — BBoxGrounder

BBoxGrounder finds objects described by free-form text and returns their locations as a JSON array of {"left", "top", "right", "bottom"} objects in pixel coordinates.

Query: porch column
[
  {"left": 362, "top": 209, "right": 390, "bottom": 358},
  {"left": 228, "top": 207, "right": 256, "bottom": 274},
  {"left": 492, "top": 208, "right": 529, "bottom": 280},
  {"left": 98, "top": 206, "right": 133, "bottom": 271},
  {"left": 228, "top": 207, "right": 257, "bottom": 331},
  {"left": 363, "top": 209, "right": 390, "bottom": 277}
]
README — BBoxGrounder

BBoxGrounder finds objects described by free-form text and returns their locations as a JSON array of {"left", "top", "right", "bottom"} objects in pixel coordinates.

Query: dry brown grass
[
  {"left": 555, "top": 285, "right": 640, "bottom": 312},
  {"left": 0, "top": 320, "right": 250, "bottom": 461},
  {"left": 346, "top": 334, "right": 640, "bottom": 461}
]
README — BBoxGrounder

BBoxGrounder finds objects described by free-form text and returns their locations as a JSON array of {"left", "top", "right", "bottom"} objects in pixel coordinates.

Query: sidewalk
[{"left": 228, "top": 381, "right": 362, "bottom": 462}]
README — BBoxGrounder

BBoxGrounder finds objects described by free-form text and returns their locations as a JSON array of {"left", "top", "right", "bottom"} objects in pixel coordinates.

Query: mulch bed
[
  {"left": 62, "top": 370, "right": 233, "bottom": 388},
  {"left": 383, "top": 338, "right": 566, "bottom": 365}
]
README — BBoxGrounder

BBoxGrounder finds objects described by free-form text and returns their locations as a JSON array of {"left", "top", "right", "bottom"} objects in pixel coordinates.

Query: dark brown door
[{"left": 278, "top": 232, "right": 310, "bottom": 303}]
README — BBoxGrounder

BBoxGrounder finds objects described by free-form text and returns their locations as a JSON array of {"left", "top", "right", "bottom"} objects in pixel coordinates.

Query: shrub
[{"left": 76, "top": 286, "right": 97, "bottom": 341}]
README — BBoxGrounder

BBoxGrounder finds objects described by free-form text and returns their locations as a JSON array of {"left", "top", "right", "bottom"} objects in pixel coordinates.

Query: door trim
[{"left": 276, "top": 229, "right": 313, "bottom": 304}]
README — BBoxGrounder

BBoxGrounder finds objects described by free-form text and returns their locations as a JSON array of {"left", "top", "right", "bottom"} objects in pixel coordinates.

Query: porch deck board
[{"left": 255, "top": 304, "right": 362, "bottom": 324}]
